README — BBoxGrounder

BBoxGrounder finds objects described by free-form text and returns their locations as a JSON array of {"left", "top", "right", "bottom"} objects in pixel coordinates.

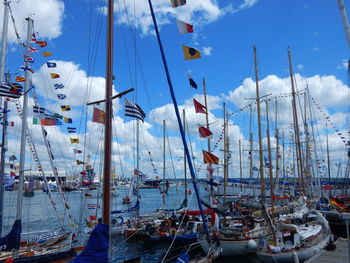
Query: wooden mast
[
  {"left": 102, "top": 0, "right": 114, "bottom": 225},
  {"left": 287, "top": 48, "right": 305, "bottom": 195},
  {"left": 254, "top": 46, "right": 265, "bottom": 200}
]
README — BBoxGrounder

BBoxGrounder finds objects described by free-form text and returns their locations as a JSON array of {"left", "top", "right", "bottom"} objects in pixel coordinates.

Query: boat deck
[{"left": 305, "top": 238, "right": 350, "bottom": 263}]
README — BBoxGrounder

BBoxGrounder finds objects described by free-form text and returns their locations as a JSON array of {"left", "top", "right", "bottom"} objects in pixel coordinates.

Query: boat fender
[
  {"left": 246, "top": 239, "right": 257, "bottom": 250},
  {"left": 292, "top": 251, "right": 299, "bottom": 263},
  {"left": 115, "top": 216, "right": 124, "bottom": 226}
]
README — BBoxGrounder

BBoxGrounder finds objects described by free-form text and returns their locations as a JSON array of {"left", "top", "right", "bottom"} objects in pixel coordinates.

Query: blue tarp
[
  {"left": 70, "top": 223, "right": 109, "bottom": 263},
  {"left": 0, "top": 219, "right": 21, "bottom": 251},
  {"left": 111, "top": 201, "right": 139, "bottom": 214},
  {"left": 176, "top": 253, "right": 190, "bottom": 263}
]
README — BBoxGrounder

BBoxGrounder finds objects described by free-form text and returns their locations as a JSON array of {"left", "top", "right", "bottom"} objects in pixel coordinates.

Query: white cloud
[
  {"left": 202, "top": 46, "right": 213, "bottom": 56},
  {"left": 337, "top": 59, "right": 348, "bottom": 70},
  {"left": 297, "top": 64, "right": 304, "bottom": 70},
  {"left": 0, "top": 0, "right": 64, "bottom": 42},
  {"left": 98, "top": 0, "right": 258, "bottom": 36}
]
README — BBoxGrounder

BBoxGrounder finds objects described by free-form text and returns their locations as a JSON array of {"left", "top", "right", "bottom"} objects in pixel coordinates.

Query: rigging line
[
  {"left": 165, "top": 127, "right": 180, "bottom": 206},
  {"left": 117, "top": 0, "right": 136, "bottom": 90},
  {"left": 119, "top": 0, "right": 162, "bottom": 144},
  {"left": 112, "top": 112, "right": 126, "bottom": 178},
  {"left": 160, "top": 194, "right": 194, "bottom": 263}
]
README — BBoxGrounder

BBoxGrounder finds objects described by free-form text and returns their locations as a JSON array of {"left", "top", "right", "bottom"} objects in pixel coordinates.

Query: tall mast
[
  {"left": 326, "top": 122, "right": 331, "bottom": 193},
  {"left": 0, "top": 1, "right": 10, "bottom": 236},
  {"left": 15, "top": 17, "right": 33, "bottom": 257},
  {"left": 102, "top": 0, "right": 114, "bottom": 225},
  {"left": 288, "top": 48, "right": 305, "bottom": 195},
  {"left": 265, "top": 101, "right": 275, "bottom": 221},
  {"left": 223, "top": 102, "right": 228, "bottom": 205},
  {"left": 239, "top": 140, "right": 243, "bottom": 192},
  {"left": 275, "top": 98, "right": 280, "bottom": 191},
  {"left": 162, "top": 119, "right": 166, "bottom": 206},
  {"left": 203, "top": 78, "right": 211, "bottom": 153},
  {"left": 249, "top": 107, "right": 253, "bottom": 179},
  {"left": 254, "top": 46, "right": 265, "bottom": 200},
  {"left": 147, "top": 0, "right": 210, "bottom": 240},
  {"left": 183, "top": 109, "right": 187, "bottom": 202},
  {"left": 0, "top": 73, "right": 10, "bottom": 236},
  {"left": 203, "top": 78, "right": 213, "bottom": 198},
  {"left": 337, "top": 0, "right": 350, "bottom": 50},
  {"left": 0, "top": 1, "right": 9, "bottom": 86}
]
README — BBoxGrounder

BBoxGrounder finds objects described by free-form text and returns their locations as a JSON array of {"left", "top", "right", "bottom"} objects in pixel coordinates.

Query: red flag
[
  {"left": 198, "top": 126, "right": 213, "bottom": 138},
  {"left": 89, "top": 215, "right": 97, "bottom": 221},
  {"left": 40, "top": 119, "right": 56, "bottom": 126},
  {"left": 176, "top": 20, "right": 193, "bottom": 34},
  {"left": 206, "top": 165, "right": 214, "bottom": 175},
  {"left": 80, "top": 171, "right": 87, "bottom": 175},
  {"left": 37, "top": 41, "right": 47, "bottom": 47},
  {"left": 92, "top": 108, "right": 105, "bottom": 124},
  {"left": 203, "top": 150, "right": 219, "bottom": 164},
  {"left": 193, "top": 98, "right": 207, "bottom": 114}
]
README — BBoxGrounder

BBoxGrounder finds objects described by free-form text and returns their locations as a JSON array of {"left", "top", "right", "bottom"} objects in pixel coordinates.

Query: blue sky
[{"left": 1, "top": 0, "right": 349, "bottom": 181}]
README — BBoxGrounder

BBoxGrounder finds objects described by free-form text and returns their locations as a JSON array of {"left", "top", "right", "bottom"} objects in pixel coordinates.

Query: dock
[{"left": 306, "top": 238, "right": 350, "bottom": 263}]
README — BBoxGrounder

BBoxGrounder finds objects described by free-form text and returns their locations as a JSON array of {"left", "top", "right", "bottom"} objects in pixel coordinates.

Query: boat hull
[
  {"left": 257, "top": 233, "right": 330, "bottom": 263},
  {"left": 201, "top": 237, "right": 258, "bottom": 256}
]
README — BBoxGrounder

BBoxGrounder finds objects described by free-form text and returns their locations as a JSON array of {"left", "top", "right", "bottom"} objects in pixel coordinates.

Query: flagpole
[
  {"left": 15, "top": 17, "right": 33, "bottom": 257},
  {"left": 147, "top": 0, "right": 210, "bottom": 240},
  {"left": 0, "top": 1, "right": 10, "bottom": 236}
]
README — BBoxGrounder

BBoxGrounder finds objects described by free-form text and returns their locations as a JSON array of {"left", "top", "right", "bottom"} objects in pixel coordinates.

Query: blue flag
[{"left": 47, "top": 62, "right": 57, "bottom": 68}]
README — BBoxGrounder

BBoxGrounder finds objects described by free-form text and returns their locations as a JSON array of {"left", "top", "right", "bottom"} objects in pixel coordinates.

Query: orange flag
[
  {"left": 92, "top": 108, "right": 105, "bottom": 124},
  {"left": 202, "top": 150, "right": 219, "bottom": 165},
  {"left": 50, "top": 73, "right": 60, "bottom": 79}
]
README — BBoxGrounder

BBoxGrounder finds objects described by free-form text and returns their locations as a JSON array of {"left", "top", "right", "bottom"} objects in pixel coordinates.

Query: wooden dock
[{"left": 306, "top": 238, "right": 350, "bottom": 263}]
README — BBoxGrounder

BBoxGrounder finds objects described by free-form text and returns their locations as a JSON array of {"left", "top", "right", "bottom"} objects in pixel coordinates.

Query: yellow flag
[
  {"left": 70, "top": 138, "right": 79, "bottom": 143},
  {"left": 50, "top": 73, "right": 60, "bottom": 79},
  {"left": 43, "top": 51, "right": 53, "bottom": 57},
  {"left": 182, "top": 45, "right": 201, "bottom": 60}
]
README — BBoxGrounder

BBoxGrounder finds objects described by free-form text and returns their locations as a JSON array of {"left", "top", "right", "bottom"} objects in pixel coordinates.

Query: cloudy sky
[{"left": 1, "top": 0, "right": 349, "bottom": 182}]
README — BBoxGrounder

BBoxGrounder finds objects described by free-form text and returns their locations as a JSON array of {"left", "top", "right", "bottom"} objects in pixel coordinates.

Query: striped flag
[
  {"left": 202, "top": 150, "right": 219, "bottom": 164},
  {"left": 170, "top": 0, "right": 186, "bottom": 8},
  {"left": 54, "top": 83, "right": 64, "bottom": 89},
  {"left": 67, "top": 127, "right": 76, "bottom": 133},
  {"left": 0, "top": 82, "right": 22, "bottom": 99},
  {"left": 125, "top": 98, "right": 145, "bottom": 122}
]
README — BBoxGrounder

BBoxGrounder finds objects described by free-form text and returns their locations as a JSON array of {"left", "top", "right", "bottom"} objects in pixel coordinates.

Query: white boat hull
[{"left": 257, "top": 233, "right": 330, "bottom": 263}]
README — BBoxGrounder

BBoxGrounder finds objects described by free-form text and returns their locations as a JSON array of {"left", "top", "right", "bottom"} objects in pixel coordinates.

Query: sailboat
[
  {"left": 69, "top": 0, "right": 134, "bottom": 261},
  {"left": 255, "top": 47, "right": 332, "bottom": 263},
  {"left": 0, "top": 8, "right": 77, "bottom": 262}
]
